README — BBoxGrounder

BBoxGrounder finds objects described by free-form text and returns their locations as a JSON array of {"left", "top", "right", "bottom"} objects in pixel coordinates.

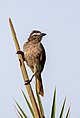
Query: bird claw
[
  {"left": 24, "top": 74, "right": 35, "bottom": 85},
  {"left": 16, "top": 51, "right": 24, "bottom": 55},
  {"left": 24, "top": 79, "right": 32, "bottom": 85},
  {"left": 16, "top": 51, "right": 25, "bottom": 61}
]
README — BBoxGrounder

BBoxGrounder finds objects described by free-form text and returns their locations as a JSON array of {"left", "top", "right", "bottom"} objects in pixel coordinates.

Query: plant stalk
[{"left": 9, "top": 18, "right": 42, "bottom": 118}]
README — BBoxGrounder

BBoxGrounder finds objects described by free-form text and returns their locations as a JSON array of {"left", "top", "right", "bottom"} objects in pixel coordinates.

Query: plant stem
[{"left": 9, "top": 18, "right": 42, "bottom": 118}]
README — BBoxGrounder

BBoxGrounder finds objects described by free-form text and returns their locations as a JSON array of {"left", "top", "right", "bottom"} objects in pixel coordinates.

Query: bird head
[{"left": 28, "top": 30, "right": 46, "bottom": 43}]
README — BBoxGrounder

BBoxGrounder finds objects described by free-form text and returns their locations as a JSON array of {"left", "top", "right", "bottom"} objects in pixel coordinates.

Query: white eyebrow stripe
[{"left": 32, "top": 32, "right": 41, "bottom": 36}]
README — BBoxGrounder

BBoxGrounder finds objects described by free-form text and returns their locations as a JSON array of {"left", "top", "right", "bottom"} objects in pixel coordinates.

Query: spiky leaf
[
  {"left": 15, "top": 100, "right": 28, "bottom": 118},
  {"left": 36, "top": 88, "right": 45, "bottom": 117},
  {"left": 59, "top": 97, "right": 66, "bottom": 118},
  {"left": 14, "top": 105, "right": 23, "bottom": 118},
  {"left": 66, "top": 106, "right": 70, "bottom": 118},
  {"left": 21, "top": 90, "right": 35, "bottom": 118},
  {"left": 51, "top": 87, "right": 56, "bottom": 118}
]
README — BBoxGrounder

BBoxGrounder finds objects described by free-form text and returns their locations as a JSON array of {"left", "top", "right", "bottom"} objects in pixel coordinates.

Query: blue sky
[{"left": 0, "top": 0, "right": 80, "bottom": 117}]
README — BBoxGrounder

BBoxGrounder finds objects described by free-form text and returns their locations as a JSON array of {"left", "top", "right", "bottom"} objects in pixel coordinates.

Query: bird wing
[{"left": 39, "top": 43, "right": 46, "bottom": 73}]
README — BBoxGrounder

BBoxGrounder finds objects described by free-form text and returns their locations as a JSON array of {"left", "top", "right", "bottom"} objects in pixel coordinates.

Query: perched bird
[{"left": 18, "top": 30, "right": 46, "bottom": 96}]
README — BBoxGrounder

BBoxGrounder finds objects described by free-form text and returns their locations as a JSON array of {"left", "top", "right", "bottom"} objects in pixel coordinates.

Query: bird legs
[
  {"left": 16, "top": 50, "right": 36, "bottom": 85},
  {"left": 25, "top": 65, "right": 38, "bottom": 85},
  {"left": 25, "top": 72, "right": 36, "bottom": 85}
]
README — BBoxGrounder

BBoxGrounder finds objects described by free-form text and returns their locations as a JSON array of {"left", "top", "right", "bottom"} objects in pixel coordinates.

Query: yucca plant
[
  {"left": 14, "top": 88, "right": 70, "bottom": 118},
  {"left": 9, "top": 18, "right": 70, "bottom": 118}
]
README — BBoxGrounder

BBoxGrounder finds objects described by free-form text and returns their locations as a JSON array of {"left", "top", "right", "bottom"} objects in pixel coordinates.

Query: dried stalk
[{"left": 9, "top": 18, "right": 42, "bottom": 118}]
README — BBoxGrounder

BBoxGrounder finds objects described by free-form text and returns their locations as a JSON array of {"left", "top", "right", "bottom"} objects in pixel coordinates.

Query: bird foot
[
  {"left": 24, "top": 74, "right": 35, "bottom": 85},
  {"left": 16, "top": 51, "right": 24, "bottom": 56},
  {"left": 16, "top": 51, "right": 25, "bottom": 60}
]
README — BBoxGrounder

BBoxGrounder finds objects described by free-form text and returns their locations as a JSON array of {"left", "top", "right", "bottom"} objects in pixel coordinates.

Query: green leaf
[
  {"left": 14, "top": 99, "right": 28, "bottom": 118},
  {"left": 36, "top": 88, "right": 45, "bottom": 117},
  {"left": 51, "top": 87, "right": 56, "bottom": 118},
  {"left": 66, "top": 106, "right": 70, "bottom": 118},
  {"left": 59, "top": 97, "right": 66, "bottom": 118},
  {"left": 21, "top": 90, "right": 35, "bottom": 118},
  {"left": 14, "top": 105, "right": 23, "bottom": 118}
]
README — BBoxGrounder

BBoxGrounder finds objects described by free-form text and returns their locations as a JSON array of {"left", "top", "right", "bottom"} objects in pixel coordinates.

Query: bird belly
[{"left": 24, "top": 47, "right": 38, "bottom": 71}]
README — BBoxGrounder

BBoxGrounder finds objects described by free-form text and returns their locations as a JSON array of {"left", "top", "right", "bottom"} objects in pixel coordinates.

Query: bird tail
[{"left": 35, "top": 75, "right": 44, "bottom": 96}]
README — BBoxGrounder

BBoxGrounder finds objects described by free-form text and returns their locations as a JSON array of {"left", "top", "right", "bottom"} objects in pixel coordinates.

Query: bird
[{"left": 17, "top": 30, "right": 46, "bottom": 96}]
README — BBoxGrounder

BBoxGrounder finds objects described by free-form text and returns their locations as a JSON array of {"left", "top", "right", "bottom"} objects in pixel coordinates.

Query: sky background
[{"left": 0, "top": 0, "right": 80, "bottom": 118}]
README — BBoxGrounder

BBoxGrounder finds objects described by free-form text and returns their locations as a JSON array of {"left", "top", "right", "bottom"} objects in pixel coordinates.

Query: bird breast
[{"left": 23, "top": 42, "right": 42, "bottom": 67}]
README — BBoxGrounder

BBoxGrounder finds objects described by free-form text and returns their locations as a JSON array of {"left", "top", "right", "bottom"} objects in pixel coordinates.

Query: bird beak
[{"left": 40, "top": 33, "right": 46, "bottom": 37}]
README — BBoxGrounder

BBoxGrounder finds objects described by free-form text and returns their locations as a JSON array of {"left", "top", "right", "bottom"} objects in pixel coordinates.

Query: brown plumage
[{"left": 23, "top": 30, "right": 46, "bottom": 96}]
